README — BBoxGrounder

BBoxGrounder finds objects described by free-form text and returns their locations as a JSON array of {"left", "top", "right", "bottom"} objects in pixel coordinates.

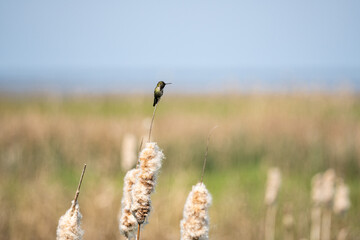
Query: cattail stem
[
  {"left": 321, "top": 208, "right": 332, "bottom": 240},
  {"left": 201, "top": 126, "right": 218, "bottom": 183},
  {"left": 148, "top": 104, "right": 157, "bottom": 142},
  {"left": 337, "top": 228, "right": 348, "bottom": 240},
  {"left": 265, "top": 205, "right": 277, "bottom": 240},
  {"left": 310, "top": 206, "right": 321, "bottom": 240},
  {"left": 73, "top": 164, "right": 87, "bottom": 209},
  {"left": 137, "top": 224, "right": 141, "bottom": 240},
  {"left": 57, "top": 164, "right": 86, "bottom": 240}
]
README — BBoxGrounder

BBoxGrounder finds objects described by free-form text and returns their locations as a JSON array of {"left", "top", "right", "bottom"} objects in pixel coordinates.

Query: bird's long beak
[{"left": 165, "top": 82, "right": 172, "bottom": 85}]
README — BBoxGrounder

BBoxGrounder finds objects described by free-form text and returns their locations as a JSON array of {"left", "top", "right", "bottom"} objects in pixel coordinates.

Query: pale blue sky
[{"left": 0, "top": 1, "right": 359, "bottom": 92}]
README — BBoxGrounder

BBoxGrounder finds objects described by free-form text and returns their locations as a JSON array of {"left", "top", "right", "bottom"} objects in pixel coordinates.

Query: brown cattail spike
[{"left": 73, "top": 164, "right": 86, "bottom": 209}]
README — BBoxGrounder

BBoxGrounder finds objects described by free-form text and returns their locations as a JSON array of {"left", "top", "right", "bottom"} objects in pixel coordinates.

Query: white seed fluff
[
  {"left": 131, "top": 142, "right": 164, "bottom": 225},
  {"left": 56, "top": 201, "right": 84, "bottom": 240},
  {"left": 180, "top": 182, "right": 212, "bottom": 240},
  {"left": 119, "top": 168, "right": 139, "bottom": 239}
]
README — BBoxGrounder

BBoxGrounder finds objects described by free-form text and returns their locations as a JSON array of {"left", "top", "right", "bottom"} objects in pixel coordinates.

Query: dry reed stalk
[
  {"left": 56, "top": 164, "right": 87, "bottom": 240},
  {"left": 180, "top": 182, "right": 212, "bottom": 240},
  {"left": 310, "top": 207, "right": 321, "bottom": 240},
  {"left": 310, "top": 173, "right": 323, "bottom": 240},
  {"left": 334, "top": 179, "right": 350, "bottom": 240},
  {"left": 131, "top": 142, "right": 164, "bottom": 225},
  {"left": 119, "top": 168, "right": 140, "bottom": 239},
  {"left": 336, "top": 228, "right": 348, "bottom": 240},
  {"left": 264, "top": 167, "right": 282, "bottom": 240},
  {"left": 121, "top": 134, "right": 137, "bottom": 171},
  {"left": 321, "top": 169, "right": 335, "bottom": 240},
  {"left": 282, "top": 213, "right": 295, "bottom": 240}
]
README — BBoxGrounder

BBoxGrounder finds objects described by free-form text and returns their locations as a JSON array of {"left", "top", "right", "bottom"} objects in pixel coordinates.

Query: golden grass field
[{"left": 0, "top": 93, "right": 359, "bottom": 239}]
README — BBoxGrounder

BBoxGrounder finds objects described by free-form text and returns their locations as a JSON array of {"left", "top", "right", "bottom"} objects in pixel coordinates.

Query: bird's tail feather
[{"left": 153, "top": 98, "right": 158, "bottom": 107}]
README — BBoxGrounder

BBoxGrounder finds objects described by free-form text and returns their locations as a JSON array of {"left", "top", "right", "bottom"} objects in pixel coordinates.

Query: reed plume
[
  {"left": 264, "top": 167, "right": 282, "bottom": 240},
  {"left": 56, "top": 164, "right": 86, "bottom": 240},
  {"left": 119, "top": 168, "right": 140, "bottom": 239},
  {"left": 131, "top": 142, "right": 164, "bottom": 225}
]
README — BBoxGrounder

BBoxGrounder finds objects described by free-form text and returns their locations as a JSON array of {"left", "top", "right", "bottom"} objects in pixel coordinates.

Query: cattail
[
  {"left": 180, "top": 182, "right": 212, "bottom": 240},
  {"left": 334, "top": 179, "right": 350, "bottom": 240},
  {"left": 321, "top": 169, "right": 335, "bottom": 240},
  {"left": 333, "top": 178, "right": 350, "bottom": 216},
  {"left": 310, "top": 173, "right": 322, "bottom": 240},
  {"left": 119, "top": 168, "right": 140, "bottom": 239},
  {"left": 265, "top": 167, "right": 282, "bottom": 206},
  {"left": 321, "top": 169, "right": 336, "bottom": 207},
  {"left": 131, "top": 142, "right": 164, "bottom": 225},
  {"left": 121, "top": 134, "right": 137, "bottom": 171},
  {"left": 56, "top": 201, "right": 84, "bottom": 240},
  {"left": 57, "top": 164, "right": 86, "bottom": 240},
  {"left": 264, "top": 167, "right": 282, "bottom": 240}
]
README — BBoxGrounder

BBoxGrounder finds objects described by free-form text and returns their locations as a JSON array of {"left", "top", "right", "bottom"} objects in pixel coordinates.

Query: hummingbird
[{"left": 153, "top": 81, "right": 171, "bottom": 106}]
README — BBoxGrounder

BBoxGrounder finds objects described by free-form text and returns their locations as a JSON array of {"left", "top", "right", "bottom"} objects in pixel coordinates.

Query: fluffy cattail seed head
[
  {"left": 311, "top": 169, "right": 336, "bottom": 207},
  {"left": 333, "top": 178, "right": 350, "bottom": 215},
  {"left": 56, "top": 201, "right": 84, "bottom": 240},
  {"left": 180, "top": 182, "right": 212, "bottom": 240},
  {"left": 321, "top": 169, "right": 336, "bottom": 207},
  {"left": 131, "top": 142, "right": 164, "bottom": 224},
  {"left": 121, "top": 134, "right": 137, "bottom": 171},
  {"left": 119, "top": 168, "right": 139, "bottom": 239},
  {"left": 265, "top": 167, "right": 282, "bottom": 206}
]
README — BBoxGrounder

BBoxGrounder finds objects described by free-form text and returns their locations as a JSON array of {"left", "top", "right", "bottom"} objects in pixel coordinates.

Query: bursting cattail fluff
[
  {"left": 119, "top": 168, "right": 139, "bottom": 239},
  {"left": 131, "top": 142, "right": 164, "bottom": 224},
  {"left": 180, "top": 182, "right": 212, "bottom": 240},
  {"left": 265, "top": 167, "right": 282, "bottom": 206},
  {"left": 56, "top": 201, "right": 84, "bottom": 240},
  {"left": 333, "top": 178, "right": 350, "bottom": 215},
  {"left": 121, "top": 134, "right": 137, "bottom": 171}
]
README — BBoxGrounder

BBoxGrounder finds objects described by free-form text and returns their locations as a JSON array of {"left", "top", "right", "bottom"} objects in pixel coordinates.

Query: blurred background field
[
  {"left": 0, "top": 93, "right": 359, "bottom": 240},
  {"left": 1, "top": 1, "right": 360, "bottom": 239}
]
